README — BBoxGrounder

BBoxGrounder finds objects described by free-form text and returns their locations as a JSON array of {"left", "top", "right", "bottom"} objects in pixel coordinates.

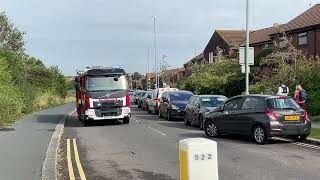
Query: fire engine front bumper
[{"left": 85, "top": 107, "right": 131, "bottom": 120}]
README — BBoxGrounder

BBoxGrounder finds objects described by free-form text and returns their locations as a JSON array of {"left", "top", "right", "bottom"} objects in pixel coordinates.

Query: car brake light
[
  {"left": 126, "top": 94, "right": 130, "bottom": 107},
  {"left": 84, "top": 95, "right": 91, "bottom": 109},
  {"left": 266, "top": 111, "right": 278, "bottom": 121},
  {"left": 304, "top": 111, "right": 309, "bottom": 122}
]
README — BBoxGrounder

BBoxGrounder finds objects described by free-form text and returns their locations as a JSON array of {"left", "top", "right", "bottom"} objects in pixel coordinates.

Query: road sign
[
  {"left": 239, "top": 47, "right": 254, "bottom": 65},
  {"left": 179, "top": 138, "right": 218, "bottom": 180}
]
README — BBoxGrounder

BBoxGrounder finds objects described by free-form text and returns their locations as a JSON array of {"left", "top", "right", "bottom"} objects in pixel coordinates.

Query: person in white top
[{"left": 277, "top": 81, "right": 289, "bottom": 96}]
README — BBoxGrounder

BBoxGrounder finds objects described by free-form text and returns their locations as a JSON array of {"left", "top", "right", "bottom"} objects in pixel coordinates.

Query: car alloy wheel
[
  {"left": 199, "top": 116, "right": 204, "bottom": 130},
  {"left": 184, "top": 114, "right": 191, "bottom": 126},
  {"left": 253, "top": 126, "right": 268, "bottom": 144},
  {"left": 167, "top": 110, "right": 171, "bottom": 121},
  {"left": 205, "top": 120, "right": 218, "bottom": 138}
]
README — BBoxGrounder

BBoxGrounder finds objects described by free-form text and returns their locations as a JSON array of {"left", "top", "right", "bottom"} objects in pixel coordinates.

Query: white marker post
[{"left": 179, "top": 138, "right": 218, "bottom": 180}]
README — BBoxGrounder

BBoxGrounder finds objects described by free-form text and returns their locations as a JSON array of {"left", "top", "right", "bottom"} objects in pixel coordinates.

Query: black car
[
  {"left": 184, "top": 95, "right": 227, "bottom": 129},
  {"left": 204, "top": 95, "right": 311, "bottom": 144},
  {"left": 159, "top": 91, "right": 194, "bottom": 120}
]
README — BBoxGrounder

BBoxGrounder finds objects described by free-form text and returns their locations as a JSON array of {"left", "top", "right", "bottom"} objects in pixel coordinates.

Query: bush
[{"left": 183, "top": 59, "right": 245, "bottom": 97}]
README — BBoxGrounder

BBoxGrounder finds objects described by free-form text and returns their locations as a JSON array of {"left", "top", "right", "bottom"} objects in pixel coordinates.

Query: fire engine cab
[{"left": 75, "top": 66, "right": 130, "bottom": 126}]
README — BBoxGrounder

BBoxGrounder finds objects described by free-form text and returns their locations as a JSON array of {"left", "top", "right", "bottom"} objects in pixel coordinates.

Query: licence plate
[{"left": 285, "top": 115, "right": 300, "bottom": 121}]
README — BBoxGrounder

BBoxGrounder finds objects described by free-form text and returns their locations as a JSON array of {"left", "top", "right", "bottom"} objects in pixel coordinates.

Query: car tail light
[
  {"left": 304, "top": 111, "right": 309, "bottom": 123},
  {"left": 157, "top": 98, "right": 160, "bottom": 108},
  {"left": 126, "top": 94, "right": 130, "bottom": 107},
  {"left": 266, "top": 111, "right": 278, "bottom": 121},
  {"left": 84, "top": 95, "right": 91, "bottom": 109}
]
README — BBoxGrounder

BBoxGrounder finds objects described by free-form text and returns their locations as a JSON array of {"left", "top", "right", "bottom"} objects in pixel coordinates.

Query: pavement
[
  {"left": 59, "top": 105, "right": 320, "bottom": 180},
  {"left": 312, "top": 121, "right": 320, "bottom": 129},
  {"left": 0, "top": 103, "right": 74, "bottom": 180}
]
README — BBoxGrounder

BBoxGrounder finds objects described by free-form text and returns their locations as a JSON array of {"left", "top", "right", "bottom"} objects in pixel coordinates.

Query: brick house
[
  {"left": 183, "top": 53, "right": 205, "bottom": 77},
  {"left": 249, "top": 4, "right": 320, "bottom": 58},
  {"left": 203, "top": 30, "right": 246, "bottom": 63}
]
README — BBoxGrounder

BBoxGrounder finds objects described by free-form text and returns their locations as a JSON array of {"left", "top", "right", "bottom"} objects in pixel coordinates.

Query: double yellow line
[{"left": 67, "top": 139, "right": 87, "bottom": 180}]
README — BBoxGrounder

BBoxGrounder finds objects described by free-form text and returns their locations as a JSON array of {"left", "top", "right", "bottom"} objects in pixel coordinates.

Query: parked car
[
  {"left": 185, "top": 95, "right": 227, "bottom": 129},
  {"left": 159, "top": 90, "right": 194, "bottom": 120},
  {"left": 129, "top": 90, "right": 136, "bottom": 103},
  {"left": 137, "top": 91, "right": 147, "bottom": 108},
  {"left": 203, "top": 95, "right": 311, "bottom": 144},
  {"left": 148, "top": 88, "right": 178, "bottom": 115},
  {"left": 142, "top": 90, "right": 153, "bottom": 111}
]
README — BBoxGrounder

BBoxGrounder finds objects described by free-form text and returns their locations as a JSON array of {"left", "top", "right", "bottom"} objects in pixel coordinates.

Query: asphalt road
[
  {"left": 60, "top": 105, "right": 320, "bottom": 180},
  {"left": 0, "top": 103, "right": 75, "bottom": 180}
]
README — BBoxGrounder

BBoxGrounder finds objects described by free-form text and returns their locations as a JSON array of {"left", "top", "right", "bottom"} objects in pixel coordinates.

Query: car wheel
[
  {"left": 252, "top": 125, "right": 269, "bottom": 144},
  {"left": 293, "top": 135, "right": 307, "bottom": 142},
  {"left": 184, "top": 114, "right": 191, "bottom": 126},
  {"left": 159, "top": 110, "right": 163, "bottom": 118},
  {"left": 84, "top": 120, "right": 91, "bottom": 126},
  {"left": 167, "top": 110, "right": 172, "bottom": 121},
  {"left": 205, "top": 120, "right": 219, "bottom": 138},
  {"left": 199, "top": 116, "right": 204, "bottom": 130},
  {"left": 123, "top": 117, "right": 130, "bottom": 124}
]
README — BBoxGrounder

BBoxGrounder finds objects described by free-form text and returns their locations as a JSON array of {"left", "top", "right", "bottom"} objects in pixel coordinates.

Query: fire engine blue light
[{"left": 97, "top": 103, "right": 101, "bottom": 107}]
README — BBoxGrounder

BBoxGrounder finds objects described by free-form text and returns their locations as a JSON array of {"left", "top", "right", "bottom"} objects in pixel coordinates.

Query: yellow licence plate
[{"left": 285, "top": 116, "right": 300, "bottom": 121}]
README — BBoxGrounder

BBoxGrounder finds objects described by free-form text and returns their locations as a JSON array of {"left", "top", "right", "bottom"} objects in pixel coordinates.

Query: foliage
[
  {"left": 254, "top": 48, "right": 272, "bottom": 67},
  {"left": 0, "top": 12, "right": 25, "bottom": 55},
  {"left": 0, "top": 13, "right": 68, "bottom": 127},
  {"left": 252, "top": 46, "right": 320, "bottom": 115},
  {"left": 184, "top": 59, "right": 245, "bottom": 97},
  {"left": 132, "top": 72, "right": 143, "bottom": 80}
]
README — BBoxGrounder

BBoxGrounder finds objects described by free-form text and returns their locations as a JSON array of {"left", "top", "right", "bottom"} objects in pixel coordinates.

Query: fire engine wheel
[
  {"left": 123, "top": 117, "right": 130, "bottom": 124},
  {"left": 84, "top": 120, "right": 91, "bottom": 126}
]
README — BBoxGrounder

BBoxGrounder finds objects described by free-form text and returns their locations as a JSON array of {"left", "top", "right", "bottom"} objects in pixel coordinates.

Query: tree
[
  {"left": 0, "top": 12, "right": 25, "bottom": 55},
  {"left": 132, "top": 72, "right": 143, "bottom": 80}
]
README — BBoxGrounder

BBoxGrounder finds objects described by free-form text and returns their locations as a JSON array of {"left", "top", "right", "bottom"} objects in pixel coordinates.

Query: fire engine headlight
[{"left": 85, "top": 110, "right": 95, "bottom": 117}]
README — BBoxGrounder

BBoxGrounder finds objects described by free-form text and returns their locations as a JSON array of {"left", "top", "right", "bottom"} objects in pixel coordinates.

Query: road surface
[
  {"left": 0, "top": 104, "right": 74, "bottom": 180},
  {"left": 59, "top": 105, "right": 320, "bottom": 180}
]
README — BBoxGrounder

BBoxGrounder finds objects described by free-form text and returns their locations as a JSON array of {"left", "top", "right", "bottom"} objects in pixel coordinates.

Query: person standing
[
  {"left": 277, "top": 81, "right": 289, "bottom": 96},
  {"left": 294, "top": 85, "right": 307, "bottom": 109}
]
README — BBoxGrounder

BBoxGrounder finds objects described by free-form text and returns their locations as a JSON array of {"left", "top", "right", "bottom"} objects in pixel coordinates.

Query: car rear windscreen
[
  {"left": 201, "top": 97, "right": 227, "bottom": 107},
  {"left": 266, "top": 98, "right": 300, "bottom": 109},
  {"left": 86, "top": 75, "right": 128, "bottom": 91},
  {"left": 170, "top": 92, "right": 193, "bottom": 101}
]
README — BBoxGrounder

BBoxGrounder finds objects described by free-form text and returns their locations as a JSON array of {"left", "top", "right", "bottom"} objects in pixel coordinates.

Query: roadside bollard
[{"left": 179, "top": 138, "right": 218, "bottom": 180}]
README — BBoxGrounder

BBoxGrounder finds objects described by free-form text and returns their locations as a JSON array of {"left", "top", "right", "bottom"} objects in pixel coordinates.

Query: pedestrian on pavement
[
  {"left": 277, "top": 81, "right": 289, "bottom": 96},
  {"left": 294, "top": 85, "right": 307, "bottom": 109}
]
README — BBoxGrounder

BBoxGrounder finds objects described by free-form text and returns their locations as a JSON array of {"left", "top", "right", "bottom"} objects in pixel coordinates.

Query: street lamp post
[
  {"left": 245, "top": 0, "right": 250, "bottom": 95},
  {"left": 153, "top": 16, "right": 158, "bottom": 89}
]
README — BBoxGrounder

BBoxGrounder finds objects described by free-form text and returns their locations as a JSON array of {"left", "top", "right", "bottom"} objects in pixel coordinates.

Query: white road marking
[
  {"left": 148, "top": 126, "right": 166, "bottom": 136},
  {"left": 292, "top": 142, "right": 320, "bottom": 150},
  {"left": 133, "top": 119, "right": 141, "bottom": 123},
  {"left": 133, "top": 115, "right": 156, "bottom": 117},
  {"left": 272, "top": 137, "right": 320, "bottom": 150}
]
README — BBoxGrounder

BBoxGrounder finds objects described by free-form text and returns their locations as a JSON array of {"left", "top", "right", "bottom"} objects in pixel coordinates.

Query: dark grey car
[
  {"left": 204, "top": 95, "right": 311, "bottom": 144},
  {"left": 184, "top": 95, "right": 227, "bottom": 129}
]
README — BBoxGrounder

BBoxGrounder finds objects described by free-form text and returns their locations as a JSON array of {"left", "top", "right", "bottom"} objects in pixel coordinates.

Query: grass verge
[
  {"left": 310, "top": 115, "right": 320, "bottom": 122},
  {"left": 310, "top": 128, "right": 320, "bottom": 139}
]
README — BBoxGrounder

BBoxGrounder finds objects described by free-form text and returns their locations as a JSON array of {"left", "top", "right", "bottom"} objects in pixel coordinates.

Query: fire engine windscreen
[{"left": 87, "top": 75, "right": 128, "bottom": 91}]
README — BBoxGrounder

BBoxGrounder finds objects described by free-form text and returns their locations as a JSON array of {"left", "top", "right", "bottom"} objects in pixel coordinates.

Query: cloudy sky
[{"left": 1, "top": 0, "right": 319, "bottom": 75}]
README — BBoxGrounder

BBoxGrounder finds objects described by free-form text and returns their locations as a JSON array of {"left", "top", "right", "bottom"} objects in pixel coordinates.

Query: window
[
  {"left": 278, "top": 37, "right": 288, "bottom": 48},
  {"left": 201, "top": 96, "right": 227, "bottom": 107},
  {"left": 170, "top": 92, "right": 193, "bottom": 101},
  {"left": 194, "top": 97, "right": 200, "bottom": 106},
  {"left": 223, "top": 98, "right": 242, "bottom": 111},
  {"left": 209, "top": 52, "right": 214, "bottom": 63},
  {"left": 298, "top": 32, "right": 308, "bottom": 45},
  {"left": 263, "top": 43, "right": 270, "bottom": 49},
  {"left": 266, "top": 98, "right": 300, "bottom": 109},
  {"left": 189, "top": 96, "right": 196, "bottom": 105},
  {"left": 242, "top": 97, "right": 265, "bottom": 110}
]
